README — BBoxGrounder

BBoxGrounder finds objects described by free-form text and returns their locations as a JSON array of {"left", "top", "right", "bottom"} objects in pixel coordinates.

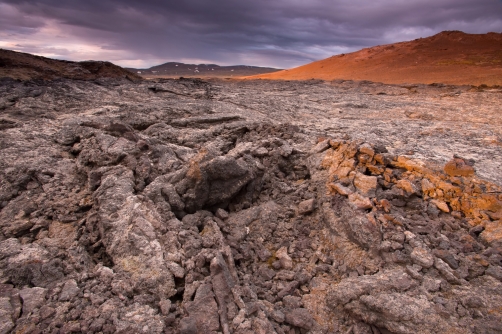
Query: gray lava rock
[
  {"left": 410, "top": 247, "right": 434, "bottom": 268},
  {"left": 182, "top": 155, "right": 258, "bottom": 212},
  {"left": 1, "top": 75, "right": 502, "bottom": 334},
  {"left": 328, "top": 270, "right": 418, "bottom": 306},
  {"left": 348, "top": 292, "right": 443, "bottom": 334},
  {"left": 59, "top": 279, "right": 79, "bottom": 302},
  {"left": 298, "top": 198, "right": 315, "bottom": 215},
  {"left": 485, "top": 265, "right": 502, "bottom": 281},
  {"left": 179, "top": 317, "right": 197, "bottom": 334},
  {"left": 278, "top": 281, "right": 300, "bottom": 299},
  {"left": 433, "top": 249, "right": 459, "bottom": 269},
  {"left": 19, "top": 287, "right": 47, "bottom": 314},
  {"left": 283, "top": 295, "right": 302, "bottom": 309},
  {"left": 284, "top": 308, "right": 314, "bottom": 330},
  {"left": 185, "top": 284, "right": 220, "bottom": 332},
  {"left": 0, "top": 297, "right": 15, "bottom": 334}
]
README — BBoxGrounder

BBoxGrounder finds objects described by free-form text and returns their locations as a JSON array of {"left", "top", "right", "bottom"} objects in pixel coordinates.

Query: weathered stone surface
[
  {"left": 59, "top": 279, "right": 79, "bottom": 302},
  {"left": 252, "top": 317, "right": 276, "bottom": 334},
  {"left": 328, "top": 269, "right": 418, "bottom": 306},
  {"left": 0, "top": 297, "right": 15, "bottom": 334},
  {"left": 348, "top": 293, "right": 446, "bottom": 334},
  {"left": 329, "top": 182, "right": 353, "bottom": 196},
  {"left": 179, "top": 317, "right": 197, "bottom": 334},
  {"left": 485, "top": 265, "right": 502, "bottom": 281},
  {"left": 185, "top": 284, "right": 220, "bottom": 332},
  {"left": 210, "top": 253, "right": 237, "bottom": 334},
  {"left": 19, "top": 287, "right": 47, "bottom": 315},
  {"left": 298, "top": 198, "right": 315, "bottom": 215},
  {"left": 348, "top": 192, "right": 373, "bottom": 210},
  {"left": 278, "top": 280, "right": 300, "bottom": 298},
  {"left": 444, "top": 157, "right": 475, "bottom": 177},
  {"left": 258, "top": 266, "right": 276, "bottom": 281},
  {"left": 159, "top": 299, "right": 171, "bottom": 315},
  {"left": 354, "top": 172, "right": 377, "bottom": 197},
  {"left": 276, "top": 246, "right": 293, "bottom": 270},
  {"left": 1, "top": 76, "right": 502, "bottom": 334},
  {"left": 434, "top": 258, "right": 462, "bottom": 284},
  {"left": 271, "top": 309, "right": 285, "bottom": 323},
  {"left": 311, "top": 139, "right": 330, "bottom": 153},
  {"left": 284, "top": 308, "right": 314, "bottom": 330},
  {"left": 215, "top": 208, "right": 229, "bottom": 220},
  {"left": 410, "top": 247, "right": 434, "bottom": 268},
  {"left": 422, "top": 277, "right": 441, "bottom": 292},
  {"left": 430, "top": 199, "right": 450, "bottom": 213},
  {"left": 283, "top": 295, "right": 302, "bottom": 309},
  {"left": 396, "top": 179, "right": 417, "bottom": 194}
]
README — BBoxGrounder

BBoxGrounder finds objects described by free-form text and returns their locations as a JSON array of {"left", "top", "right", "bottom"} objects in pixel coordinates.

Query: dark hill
[
  {"left": 0, "top": 49, "right": 142, "bottom": 81},
  {"left": 127, "top": 62, "right": 281, "bottom": 78}
]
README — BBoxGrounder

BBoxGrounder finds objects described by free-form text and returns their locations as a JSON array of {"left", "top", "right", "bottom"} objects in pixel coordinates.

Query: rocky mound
[
  {"left": 0, "top": 77, "right": 501, "bottom": 333},
  {"left": 249, "top": 31, "right": 502, "bottom": 86},
  {"left": 128, "top": 62, "right": 281, "bottom": 79},
  {"left": 0, "top": 49, "right": 142, "bottom": 82}
]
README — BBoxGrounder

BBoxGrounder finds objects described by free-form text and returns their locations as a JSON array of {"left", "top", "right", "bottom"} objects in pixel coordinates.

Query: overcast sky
[{"left": 1, "top": 0, "right": 501, "bottom": 69}]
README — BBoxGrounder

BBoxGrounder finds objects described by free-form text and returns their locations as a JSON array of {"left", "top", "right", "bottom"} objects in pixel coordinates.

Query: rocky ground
[{"left": 0, "top": 76, "right": 502, "bottom": 334}]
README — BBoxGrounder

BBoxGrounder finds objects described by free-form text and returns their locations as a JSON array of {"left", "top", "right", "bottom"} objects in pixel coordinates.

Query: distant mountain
[
  {"left": 250, "top": 31, "right": 502, "bottom": 86},
  {"left": 127, "top": 62, "right": 281, "bottom": 78},
  {"left": 0, "top": 49, "right": 142, "bottom": 82}
]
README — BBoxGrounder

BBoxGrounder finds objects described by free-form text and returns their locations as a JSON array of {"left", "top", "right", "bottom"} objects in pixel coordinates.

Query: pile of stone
[
  {"left": 0, "top": 77, "right": 501, "bottom": 333},
  {"left": 317, "top": 139, "right": 502, "bottom": 333}
]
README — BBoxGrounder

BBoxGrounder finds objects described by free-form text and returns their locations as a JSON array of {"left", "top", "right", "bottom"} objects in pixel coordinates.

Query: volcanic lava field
[{"left": 1, "top": 76, "right": 502, "bottom": 333}]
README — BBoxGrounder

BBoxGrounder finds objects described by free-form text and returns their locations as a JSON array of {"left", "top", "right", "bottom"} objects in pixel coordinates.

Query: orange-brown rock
[
  {"left": 488, "top": 210, "right": 502, "bottom": 221},
  {"left": 322, "top": 140, "right": 502, "bottom": 246},
  {"left": 348, "top": 193, "right": 373, "bottom": 210},
  {"left": 328, "top": 183, "right": 352, "bottom": 196},
  {"left": 444, "top": 157, "right": 475, "bottom": 177},
  {"left": 353, "top": 173, "right": 377, "bottom": 197},
  {"left": 481, "top": 220, "right": 502, "bottom": 245},
  {"left": 396, "top": 179, "right": 417, "bottom": 195},
  {"left": 430, "top": 199, "right": 450, "bottom": 213}
]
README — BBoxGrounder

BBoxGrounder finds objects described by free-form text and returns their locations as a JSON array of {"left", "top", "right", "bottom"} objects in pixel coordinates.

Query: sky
[{"left": 1, "top": 0, "right": 502, "bottom": 69}]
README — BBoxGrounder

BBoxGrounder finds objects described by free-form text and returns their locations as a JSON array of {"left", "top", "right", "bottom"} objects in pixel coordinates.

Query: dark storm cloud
[{"left": 1, "top": 0, "right": 502, "bottom": 68}]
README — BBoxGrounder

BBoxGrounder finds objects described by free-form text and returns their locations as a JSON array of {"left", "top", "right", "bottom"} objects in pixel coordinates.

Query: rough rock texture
[{"left": 0, "top": 77, "right": 502, "bottom": 333}]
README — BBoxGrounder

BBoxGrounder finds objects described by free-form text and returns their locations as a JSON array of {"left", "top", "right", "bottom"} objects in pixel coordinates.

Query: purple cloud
[{"left": 1, "top": 0, "right": 501, "bottom": 68}]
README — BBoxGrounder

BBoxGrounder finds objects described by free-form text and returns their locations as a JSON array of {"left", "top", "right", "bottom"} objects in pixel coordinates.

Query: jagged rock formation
[
  {"left": 319, "top": 140, "right": 502, "bottom": 333},
  {"left": 0, "top": 76, "right": 501, "bottom": 333}
]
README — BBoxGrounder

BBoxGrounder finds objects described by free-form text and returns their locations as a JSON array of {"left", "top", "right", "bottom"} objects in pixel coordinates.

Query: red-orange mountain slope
[{"left": 248, "top": 31, "right": 502, "bottom": 86}]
